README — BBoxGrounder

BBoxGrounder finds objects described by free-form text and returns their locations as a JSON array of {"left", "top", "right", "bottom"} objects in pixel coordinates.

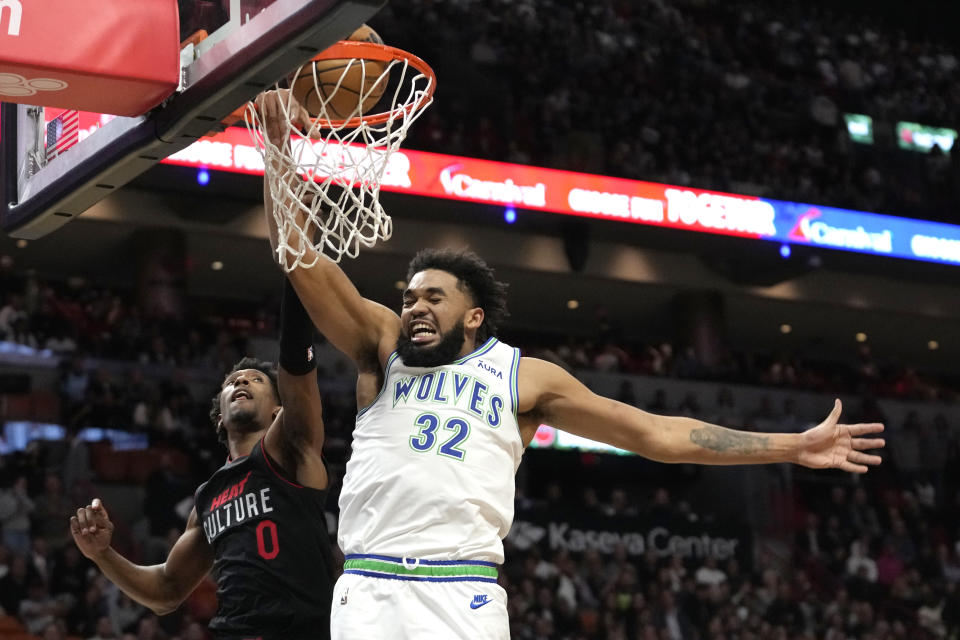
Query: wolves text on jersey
[{"left": 392, "top": 370, "right": 505, "bottom": 427}]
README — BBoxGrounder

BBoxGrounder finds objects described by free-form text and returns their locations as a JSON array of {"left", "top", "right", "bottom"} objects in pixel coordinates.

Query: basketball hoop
[{"left": 245, "top": 41, "right": 436, "bottom": 270}]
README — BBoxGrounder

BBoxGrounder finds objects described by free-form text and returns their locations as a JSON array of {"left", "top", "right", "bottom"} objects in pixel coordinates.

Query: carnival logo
[
  {"left": 790, "top": 207, "right": 892, "bottom": 253},
  {"left": 439, "top": 164, "right": 546, "bottom": 207},
  {"left": 788, "top": 207, "right": 822, "bottom": 241},
  {"left": 0, "top": 0, "right": 22, "bottom": 36}
]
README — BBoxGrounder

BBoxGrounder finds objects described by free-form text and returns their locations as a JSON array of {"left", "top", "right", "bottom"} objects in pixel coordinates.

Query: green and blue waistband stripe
[{"left": 343, "top": 554, "right": 499, "bottom": 583}]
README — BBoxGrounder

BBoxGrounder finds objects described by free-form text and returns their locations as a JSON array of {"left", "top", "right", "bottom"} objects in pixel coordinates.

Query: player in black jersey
[{"left": 70, "top": 281, "right": 335, "bottom": 640}]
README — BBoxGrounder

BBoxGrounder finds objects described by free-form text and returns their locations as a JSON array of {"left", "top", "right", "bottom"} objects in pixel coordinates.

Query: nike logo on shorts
[{"left": 470, "top": 594, "right": 492, "bottom": 609}]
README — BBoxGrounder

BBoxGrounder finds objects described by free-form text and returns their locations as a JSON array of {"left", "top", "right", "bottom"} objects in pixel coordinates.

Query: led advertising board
[{"left": 40, "top": 111, "right": 960, "bottom": 267}]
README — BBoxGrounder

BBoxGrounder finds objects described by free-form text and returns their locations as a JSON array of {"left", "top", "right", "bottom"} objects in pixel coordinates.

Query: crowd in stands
[
  {"left": 378, "top": 0, "right": 960, "bottom": 223},
  {"left": 525, "top": 334, "right": 959, "bottom": 404},
  {"left": 1, "top": 266, "right": 957, "bottom": 410},
  {"left": 0, "top": 259, "right": 263, "bottom": 370},
  {"left": 3, "top": 427, "right": 960, "bottom": 639},
  {"left": 501, "top": 475, "right": 960, "bottom": 639}
]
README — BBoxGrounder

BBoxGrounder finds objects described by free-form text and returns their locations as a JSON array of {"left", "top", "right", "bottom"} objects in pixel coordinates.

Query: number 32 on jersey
[{"left": 408, "top": 412, "right": 474, "bottom": 461}]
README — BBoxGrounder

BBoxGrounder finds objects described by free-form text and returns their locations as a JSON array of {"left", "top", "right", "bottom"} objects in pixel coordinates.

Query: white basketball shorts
[{"left": 330, "top": 554, "right": 509, "bottom": 640}]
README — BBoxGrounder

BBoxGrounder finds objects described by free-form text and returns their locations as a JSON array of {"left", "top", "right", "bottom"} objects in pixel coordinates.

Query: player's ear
[
  {"left": 272, "top": 407, "right": 282, "bottom": 421},
  {"left": 464, "top": 306, "right": 484, "bottom": 331}
]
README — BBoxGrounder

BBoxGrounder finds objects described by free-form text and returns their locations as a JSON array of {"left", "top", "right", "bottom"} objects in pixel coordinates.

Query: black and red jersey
[{"left": 195, "top": 438, "right": 334, "bottom": 640}]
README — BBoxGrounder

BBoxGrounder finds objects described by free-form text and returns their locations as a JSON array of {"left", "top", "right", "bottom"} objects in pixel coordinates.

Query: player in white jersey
[{"left": 256, "top": 92, "right": 886, "bottom": 639}]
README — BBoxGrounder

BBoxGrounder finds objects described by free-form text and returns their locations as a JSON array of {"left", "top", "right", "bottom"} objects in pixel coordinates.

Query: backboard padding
[{"left": 1, "top": 0, "right": 386, "bottom": 238}]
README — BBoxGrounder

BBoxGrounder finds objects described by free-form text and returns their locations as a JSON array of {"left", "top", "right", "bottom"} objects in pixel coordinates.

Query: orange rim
[{"left": 305, "top": 41, "right": 436, "bottom": 129}]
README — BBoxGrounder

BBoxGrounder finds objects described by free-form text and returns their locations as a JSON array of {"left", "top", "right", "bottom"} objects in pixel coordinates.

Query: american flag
[{"left": 45, "top": 110, "right": 80, "bottom": 160}]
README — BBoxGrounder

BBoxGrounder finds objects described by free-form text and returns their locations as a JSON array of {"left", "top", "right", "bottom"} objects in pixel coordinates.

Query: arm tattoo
[{"left": 689, "top": 426, "right": 770, "bottom": 454}]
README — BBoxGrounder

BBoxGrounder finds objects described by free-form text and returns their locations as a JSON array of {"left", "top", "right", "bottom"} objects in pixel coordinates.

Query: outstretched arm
[
  {"left": 264, "top": 278, "right": 327, "bottom": 489},
  {"left": 517, "top": 358, "right": 884, "bottom": 471},
  {"left": 71, "top": 500, "right": 213, "bottom": 615},
  {"left": 256, "top": 90, "right": 399, "bottom": 368}
]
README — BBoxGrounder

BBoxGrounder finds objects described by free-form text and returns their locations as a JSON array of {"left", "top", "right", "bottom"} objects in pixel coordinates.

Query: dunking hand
[{"left": 255, "top": 89, "right": 315, "bottom": 148}]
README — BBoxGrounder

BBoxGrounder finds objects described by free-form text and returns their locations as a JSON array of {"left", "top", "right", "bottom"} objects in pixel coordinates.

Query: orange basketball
[{"left": 291, "top": 24, "right": 388, "bottom": 120}]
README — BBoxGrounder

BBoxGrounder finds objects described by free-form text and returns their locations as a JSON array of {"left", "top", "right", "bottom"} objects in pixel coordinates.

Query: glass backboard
[{"left": 1, "top": 0, "right": 385, "bottom": 238}]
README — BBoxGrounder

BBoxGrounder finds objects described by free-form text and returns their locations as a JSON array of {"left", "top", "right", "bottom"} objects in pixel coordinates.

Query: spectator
[
  {"left": 143, "top": 453, "right": 190, "bottom": 537},
  {"left": 0, "top": 294, "right": 28, "bottom": 341},
  {"left": 133, "top": 614, "right": 166, "bottom": 640},
  {"left": 88, "top": 615, "right": 117, "bottom": 640},
  {"left": 676, "top": 393, "right": 701, "bottom": 418},
  {"left": 646, "top": 389, "right": 669, "bottom": 413},
  {"left": 61, "top": 430, "right": 94, "bottom": 502},
  {"left": 44, "top": 327, "right": 77, "bottom": 355},
  {"left": 0, "top": 475, "right": 34, "bottom": 555},
  {"left": 710, "top": 387, "right": 742, "bottom": 427},
  {"left": 695, "top": 556, "right": 727, "bottom": 589},
  {"left": 107, "top": 587, "right": 144, "bottom": 637},
  {"left": 30, "top": 538, "right": 52, "bottom": 585},
  {"left": 847, "top": 538, "right": 879, "bottom": 583},
  {"left": 69, "top": 582, "right": 109, "bottom": 638},
  {"left": 765, "top": 582, "right": 804, "bottom": 633},
  {"left": 885, "top": 517, "right": 917, "bottom": 566},
  {"left": 779, "top": 398, "right": 804, "bottom": 432},
  {"left": 178, "top": 621, "right": 206, "bottom": 640},
  {"left": 616, "top": 380, "right": 638, "bottom": 407},
  {"left": 18, "top": 579, "right": 67, "bottom": 635},
  {"left": 876, "top": 542, "right": 906, "bottom": 587},
  {"left": 0, "top": 554, "right": 35, "bottom": 616},
  {"left": 41, "top": 620, "right": 68, "bottom": 640},
  {"left": 594, "top": 341, "right": 630, "bottom": 372},
  {"left": 32, "top": 473, "right": 75, "bottom": 551},
  {"left": 49, "top": 546, "right": 90, "bottom": 606},
  {"left": 892, "top": 412, "right": 924, "bottom": 481},
  {"left": 653, "top": 590, "right": 696, "bottom": 640},
  {"left": 60, "top": 357, "right": 90, "bottom": 420},
  {"left": 794, "top": 513, "right": 823, "bottom": 560},
  {"left": 849, "top": 487, "right": 882, "bottom": 538}
]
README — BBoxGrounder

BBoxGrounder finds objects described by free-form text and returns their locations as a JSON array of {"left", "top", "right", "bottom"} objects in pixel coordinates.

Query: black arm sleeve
[{"left": 278, "top": 278, "right": 317, "bottom": 376}]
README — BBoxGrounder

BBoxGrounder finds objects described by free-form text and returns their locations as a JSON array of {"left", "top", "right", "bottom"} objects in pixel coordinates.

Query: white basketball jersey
[{"left": 338, "top": 337, "right": 524, "bottom": 564}]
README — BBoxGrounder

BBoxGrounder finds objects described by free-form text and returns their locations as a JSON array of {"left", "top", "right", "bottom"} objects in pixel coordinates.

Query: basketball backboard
[{"left": 0, "top": 0, "right": 385, "bottom": 238}]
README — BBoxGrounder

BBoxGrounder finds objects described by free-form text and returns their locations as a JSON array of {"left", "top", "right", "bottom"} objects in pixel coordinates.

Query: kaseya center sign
[{"left": 509, "top": 509, "right": 751, "bottom": 566}]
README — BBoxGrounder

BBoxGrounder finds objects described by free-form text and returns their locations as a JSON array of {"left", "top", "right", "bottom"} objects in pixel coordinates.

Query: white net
[{"left": 245, "top": 49, "right": 434, "bottom": 270}]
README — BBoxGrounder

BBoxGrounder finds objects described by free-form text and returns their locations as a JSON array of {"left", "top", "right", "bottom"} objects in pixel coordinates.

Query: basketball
[{"left": 290, "top": 24, "right": 388, "bottom": 120}]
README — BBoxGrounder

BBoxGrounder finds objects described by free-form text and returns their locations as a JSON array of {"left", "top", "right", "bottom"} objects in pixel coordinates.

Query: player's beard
[
  {"left": 397, "top": 320, "right": 466, "bottom": 368},
  {"left": 217, "top": 412, "right": 261, "bottom": 444},
  {"left": 222, "top": 404, "right": 264, "bottom": 439}
]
